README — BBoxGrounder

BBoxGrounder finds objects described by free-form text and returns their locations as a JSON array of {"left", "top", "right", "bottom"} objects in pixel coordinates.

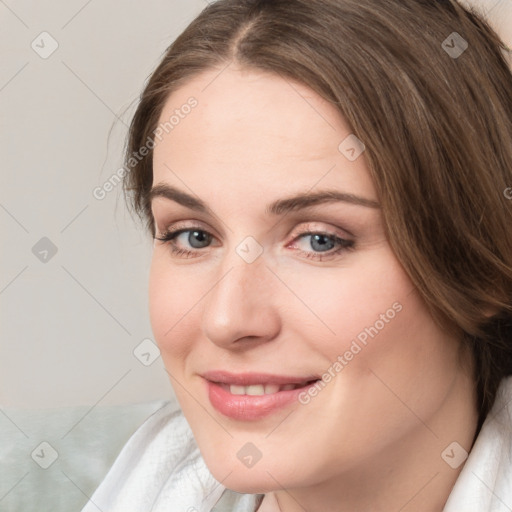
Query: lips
[{"left": 202, "top": 371, "right": 320, "bottom": 420}]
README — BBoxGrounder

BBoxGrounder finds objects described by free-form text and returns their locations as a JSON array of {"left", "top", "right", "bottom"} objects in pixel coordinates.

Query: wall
[{"left": 1, "top": 0, "right": 510, "bottom": 409}]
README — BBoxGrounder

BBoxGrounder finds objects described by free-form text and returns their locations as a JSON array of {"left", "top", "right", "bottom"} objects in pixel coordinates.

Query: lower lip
[{"left": 205, "top": 379, "right": 318, "bottom": 421}]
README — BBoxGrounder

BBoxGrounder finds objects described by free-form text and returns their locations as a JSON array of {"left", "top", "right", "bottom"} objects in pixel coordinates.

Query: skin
[{"left": 149, "top": 64, "right": 478, "bottom": 512}]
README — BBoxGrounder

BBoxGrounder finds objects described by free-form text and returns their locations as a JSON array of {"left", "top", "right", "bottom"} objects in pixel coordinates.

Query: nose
[{"left": 201, "top": 252, "right": 281, "bottom": 349}]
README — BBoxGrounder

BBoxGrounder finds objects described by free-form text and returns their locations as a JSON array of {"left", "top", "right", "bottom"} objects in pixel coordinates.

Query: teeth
[
  {"left": 230, "top": 385, "right": 246, "bottom": 395},
  {"left": 246, "top": 385, "right": 265, "bottom": 395},
  {"left": 227, "top": 383, "right": 305, "bottom": 395},
  {"left": 264, "top": 384, "right": 280, "bottom": 394}
]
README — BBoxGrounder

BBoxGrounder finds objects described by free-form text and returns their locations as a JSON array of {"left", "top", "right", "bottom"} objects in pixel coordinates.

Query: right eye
[{"left": 155, "top": 228, "right": 215, "bottom": 258}]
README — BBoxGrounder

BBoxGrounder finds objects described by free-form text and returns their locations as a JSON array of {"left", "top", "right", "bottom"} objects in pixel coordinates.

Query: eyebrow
[{"left": 149, "top": 183, "right": 381, "bottom": 216}]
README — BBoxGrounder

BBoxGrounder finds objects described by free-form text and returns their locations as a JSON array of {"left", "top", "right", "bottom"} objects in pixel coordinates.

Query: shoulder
[
  {"left": 80, "top": 400, "right": 212, "bottom": 511},
  {"left": 102, "top": 400, "right": 197, "bottom": 472},
  {"left": 81, "top": 400, "right": 261, "bottom": 512},
  {"left": 443, "top": 376, "right": 512, "bottom": 511}
]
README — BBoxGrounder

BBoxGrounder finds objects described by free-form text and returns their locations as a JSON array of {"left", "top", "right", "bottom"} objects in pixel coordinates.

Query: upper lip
[{"left": 202, "top": 370, "right": 320, "bottom": 386}]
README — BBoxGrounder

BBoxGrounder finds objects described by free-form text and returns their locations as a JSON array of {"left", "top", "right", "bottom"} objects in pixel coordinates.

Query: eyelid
[
  {"left": 287, "top": 221, "right": 353, "bottom": 241},
  {"left": 155, "top": 218, "right": 217, "bottom": 238},
  {"left": 155, "top": 220, "right": 352, "bottom": 244}
]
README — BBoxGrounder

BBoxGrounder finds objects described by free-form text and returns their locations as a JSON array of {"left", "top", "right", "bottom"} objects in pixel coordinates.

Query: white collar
[{"left": 443, "top": 375, "right": 512, "bottom": 511}]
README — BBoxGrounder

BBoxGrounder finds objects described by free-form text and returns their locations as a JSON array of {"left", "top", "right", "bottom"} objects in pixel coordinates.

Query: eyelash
[{"left": 154, "top": 225, "right": 355, "bottom": 261}]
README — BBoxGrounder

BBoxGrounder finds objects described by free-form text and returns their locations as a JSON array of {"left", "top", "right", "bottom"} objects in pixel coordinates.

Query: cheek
[
  {"left": 318, "top": 271, "right": 460, "bottom": 446},
  {"left": 148, "top": 253, "right": 201, "bottom": 362},
  {"left": 278, "top": 247, "right": 413, "bottom": 351}
]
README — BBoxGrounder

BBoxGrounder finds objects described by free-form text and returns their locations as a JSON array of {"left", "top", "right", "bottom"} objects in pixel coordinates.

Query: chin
[
  {"left": 214, "top": 472, "right": 275, "bottom": 495},
  {"left": 201, "top": 454, "right": 274, "bottom": 491},
  {"left": 202, "top": 449, "right": 308, "bottom": 495}
]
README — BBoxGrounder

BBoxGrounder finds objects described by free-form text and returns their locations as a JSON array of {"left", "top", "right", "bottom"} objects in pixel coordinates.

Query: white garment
[
  {"left": 443, "top": 376, "right": 512, "bottom": 511},
  {"left": 82, "top": 377, "right": 512, "bottom": 512}
]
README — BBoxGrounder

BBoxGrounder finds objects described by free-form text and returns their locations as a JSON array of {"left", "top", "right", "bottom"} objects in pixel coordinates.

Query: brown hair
[{"left": 123, "top": 0, "right": 512, "bottom": 431}]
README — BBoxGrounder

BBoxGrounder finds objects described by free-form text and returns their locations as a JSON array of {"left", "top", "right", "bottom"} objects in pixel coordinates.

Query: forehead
[{"left": 152, "top": 65, "right": 376, "bottom": 202}]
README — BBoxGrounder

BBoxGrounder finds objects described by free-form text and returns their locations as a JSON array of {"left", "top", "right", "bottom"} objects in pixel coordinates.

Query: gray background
[
  {"left": 1, "top": 0, "right": 511, "bottom": 411},
  {"left": 0, "top": 0, "right": 208, "bottom": 410}
]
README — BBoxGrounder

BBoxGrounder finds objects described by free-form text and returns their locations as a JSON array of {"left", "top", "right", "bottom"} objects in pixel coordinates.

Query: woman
[{"left": 82, "top": 0, "right": 512, "bottom": 510}]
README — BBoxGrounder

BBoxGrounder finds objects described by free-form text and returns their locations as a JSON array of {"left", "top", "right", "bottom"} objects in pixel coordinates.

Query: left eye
[{"left": 295, "top": 233, "right": 338, "bottom": 252}]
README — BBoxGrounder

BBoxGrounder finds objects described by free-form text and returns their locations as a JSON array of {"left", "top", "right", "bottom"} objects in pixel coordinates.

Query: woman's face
[{"left": 149, "top": 65, "right": 473, "bottom": 495}]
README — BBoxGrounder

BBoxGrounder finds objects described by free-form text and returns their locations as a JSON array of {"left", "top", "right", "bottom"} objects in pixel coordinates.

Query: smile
[{"left": 202, "top": 371, "right": 320, "bottom": 420}]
